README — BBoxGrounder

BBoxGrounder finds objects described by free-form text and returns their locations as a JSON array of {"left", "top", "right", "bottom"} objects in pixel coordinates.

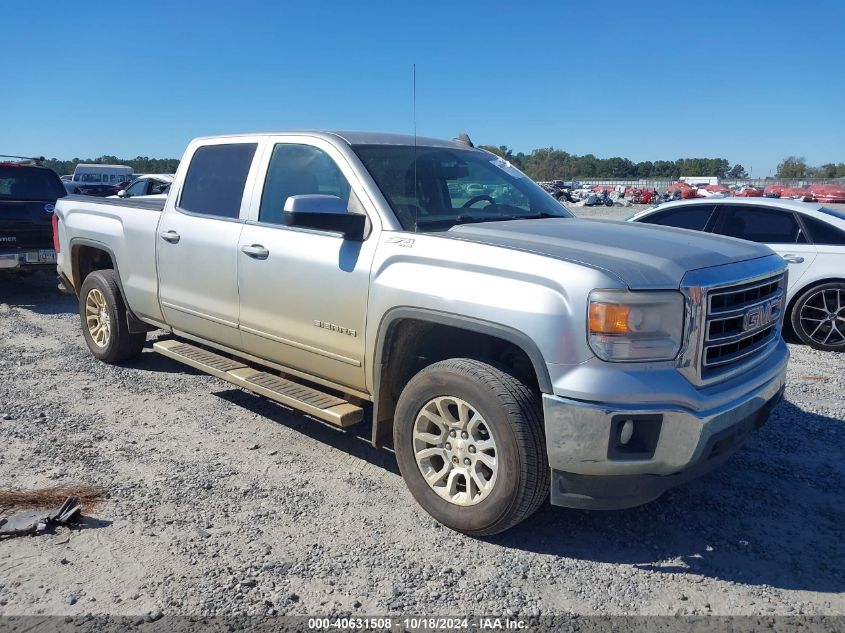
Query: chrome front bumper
[{"left": 542, "top": 339, "right": 788, "bottom": 510}]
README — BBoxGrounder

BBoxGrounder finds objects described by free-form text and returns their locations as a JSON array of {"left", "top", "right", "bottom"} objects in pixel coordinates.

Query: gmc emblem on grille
[{"left": 743, "top": 298, "right": 781, "bottom": 332}]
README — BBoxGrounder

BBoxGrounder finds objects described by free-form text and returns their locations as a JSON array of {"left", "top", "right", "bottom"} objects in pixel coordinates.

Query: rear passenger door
[
  {"left": 157, "top": 139, "right": 263, "bottom": 350},
  {"left": 712, "top": 205, "right": 817, "bottom": 294}
]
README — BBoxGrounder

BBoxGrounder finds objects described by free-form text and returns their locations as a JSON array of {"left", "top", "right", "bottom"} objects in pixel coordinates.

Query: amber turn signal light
[{"left": 589, "top": 303, "right": 630, "bottom": 335}]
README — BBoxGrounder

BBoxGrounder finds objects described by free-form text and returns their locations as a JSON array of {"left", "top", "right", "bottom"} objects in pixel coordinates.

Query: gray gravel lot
[{"left": 1, "top": 208, "right": 843, "bottom": 619}]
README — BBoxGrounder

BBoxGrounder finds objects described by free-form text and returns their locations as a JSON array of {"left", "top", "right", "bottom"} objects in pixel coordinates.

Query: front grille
[{"left": 701, "top": 273, "right": 785, "bottom": 377}]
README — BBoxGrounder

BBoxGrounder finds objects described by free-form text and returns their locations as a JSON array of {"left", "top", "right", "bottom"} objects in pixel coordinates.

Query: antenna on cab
[{"left": 413, "top": 63, "right": 418, "bottom": 233}]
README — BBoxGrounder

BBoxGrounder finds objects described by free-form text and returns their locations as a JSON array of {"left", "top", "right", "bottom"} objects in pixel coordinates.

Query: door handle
[
  {"left": 159, "top": 230, "right": 180, "bottom": 244},
  {"left": 241, "top": 244, "right": 269, "bottom": 260},
  {"left": 783, "top": 254, "right": 804, "bottom": 264}
]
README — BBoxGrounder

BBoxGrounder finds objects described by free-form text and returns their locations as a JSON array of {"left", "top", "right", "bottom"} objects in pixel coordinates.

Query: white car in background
[
  {"left": 110, "top": 174, "right": 174, "bottom": 199},
  {"left": 628, "top": 198, "right": 845, "bottom": 351},
  {"left": 65, "top": 164, "right": 133, "bottom": 194}
]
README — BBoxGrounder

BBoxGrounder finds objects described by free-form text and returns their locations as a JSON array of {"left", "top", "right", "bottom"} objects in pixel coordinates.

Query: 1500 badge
[{"left": 313, "top": 320, "right": 357, "bottom": 337}]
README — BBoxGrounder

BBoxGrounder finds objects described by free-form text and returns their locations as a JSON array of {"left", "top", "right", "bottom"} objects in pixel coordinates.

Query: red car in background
[
  {"left": 808, "top": 183, "right": 845, "bottom": 203},
  {"left": 699, "top": 184, "right": 731, "bottom": 197},
  {"left": 667, "top": 181, "right": 698, "bottom": 199},
  {"left": 734, "top": 185, "right": 763, "bottom": 197},
  {"left": 763, "top": 183, "right": 787, "bottom": 197},
  {"left": 624, "top": 186, "right": 656, "bottom": 204},
  {"left": 779, "top": 186, "right": 815, "bottom": 202}
]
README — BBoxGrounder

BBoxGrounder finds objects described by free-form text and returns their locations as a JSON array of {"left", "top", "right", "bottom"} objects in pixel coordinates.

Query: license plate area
[{"left": 24, "top": 249, "right": 56, "bottom": 264}]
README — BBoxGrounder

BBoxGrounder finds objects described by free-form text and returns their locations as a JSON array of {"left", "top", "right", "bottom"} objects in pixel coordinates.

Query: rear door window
[
  {"left": 179, "top": 143, "right": 257, "bottom": 219},
  {"left": 639, "top": 206, "right": 715, "bottom": 231},
  {"left": 715, "top": 205, "right": 806, "bottom": 244}
]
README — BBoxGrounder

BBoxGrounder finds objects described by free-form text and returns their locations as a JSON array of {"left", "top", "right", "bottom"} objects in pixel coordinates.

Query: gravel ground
[{"left": 1, "top": 214, "right": 844, "bottom": 619}]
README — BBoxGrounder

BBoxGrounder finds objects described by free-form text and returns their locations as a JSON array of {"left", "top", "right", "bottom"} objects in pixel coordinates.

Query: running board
[{"left": 153, "top": 340, "right": 363, "bottom": 427}]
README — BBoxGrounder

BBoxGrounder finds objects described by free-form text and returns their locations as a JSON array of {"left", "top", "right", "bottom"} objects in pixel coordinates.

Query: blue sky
[{"left": 2, "top": 0, "right": 843, "bottom": 176}]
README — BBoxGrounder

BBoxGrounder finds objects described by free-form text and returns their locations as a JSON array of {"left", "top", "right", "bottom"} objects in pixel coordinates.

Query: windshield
[
  {"left": 0, "top": 166, "right": 66, "bottom": 201},
  {"left": 353, "top": 145, "right": 571, "bottom": 231}
]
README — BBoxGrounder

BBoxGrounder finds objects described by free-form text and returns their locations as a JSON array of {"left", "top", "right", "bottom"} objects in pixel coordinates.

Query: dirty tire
[
  {"left": 394, "top": 358, "right": 549, "bottom": 536},
  {"left": 79, "top": 269, "right": 146, "bottom": 364},
  {"left": 790, "top": 281, "right": 845, "bottom": 352}
]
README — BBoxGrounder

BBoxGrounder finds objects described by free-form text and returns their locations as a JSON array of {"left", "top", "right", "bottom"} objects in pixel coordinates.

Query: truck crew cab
[{"left": 54, "top": 132, "right": 788, "bottom": 534}]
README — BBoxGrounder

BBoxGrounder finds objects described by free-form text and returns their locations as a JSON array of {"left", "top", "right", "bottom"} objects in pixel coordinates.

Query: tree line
[
  {"left": 41, "top": 155, "right": 180, "bottom": 176},
  {"left": 480, "top": 146, "right": 845, "bottom": 182},
  {"left": 478, "top": 145, "right": 748, "bottom": 181},
  {"left": 775, "top": 156, "right": 845, "bottom": 180}
]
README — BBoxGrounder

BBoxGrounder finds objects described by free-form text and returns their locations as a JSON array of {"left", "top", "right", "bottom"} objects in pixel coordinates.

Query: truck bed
[{"left": 57, "top": 193, "right": 166, "bottom": 323}]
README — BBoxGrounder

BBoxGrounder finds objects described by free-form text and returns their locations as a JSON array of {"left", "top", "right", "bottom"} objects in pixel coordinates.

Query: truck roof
[{"left": 191, "top": 130, "right": 466, "bottom": 149}]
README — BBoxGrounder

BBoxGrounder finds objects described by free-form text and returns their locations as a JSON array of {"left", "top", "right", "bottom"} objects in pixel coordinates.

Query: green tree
[
  {"left": 776, "top": 156, "right": 809, "bottom": 179},
  {"left": 727, "top": 164, "right": 748, "bottom": 178},
  {"left": 635, "top": 161, "right": 654, "bottom": 178}
]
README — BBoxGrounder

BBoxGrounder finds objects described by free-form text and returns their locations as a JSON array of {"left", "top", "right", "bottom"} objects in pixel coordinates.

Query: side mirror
[
  {"left": 283, "top": 195, "right": 366, "bottom": 241},
  {"left": 117, "top": 189, "right": 128, "bottom": 198}
]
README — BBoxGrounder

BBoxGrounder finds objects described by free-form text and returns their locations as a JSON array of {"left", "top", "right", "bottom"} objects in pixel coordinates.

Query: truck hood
[{"left": 447, "top": 218, "right": 773, "bottom": 289}]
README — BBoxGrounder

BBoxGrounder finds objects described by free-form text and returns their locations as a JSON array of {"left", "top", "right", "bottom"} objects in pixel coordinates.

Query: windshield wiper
[
  {"left": 453, "top": 214, "right": 516, "bottom": 225},
  {"left": 508, "top": 212, "right": 567, "bottom": 220}
]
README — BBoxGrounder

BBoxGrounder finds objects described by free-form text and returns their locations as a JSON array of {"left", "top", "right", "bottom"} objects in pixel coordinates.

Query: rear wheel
[
  {"left": 393, "top": 358, "right": 549, "bottom": 536},
  {"left": 79, "top": 270, "right": 146, "bottom": 363},
  {"left": 790, "top": 282, "right": 845, "bottom": 351}
]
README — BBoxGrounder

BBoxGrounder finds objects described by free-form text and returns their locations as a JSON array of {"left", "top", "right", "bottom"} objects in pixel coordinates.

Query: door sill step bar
[{"left": 153, "top": 339, "right": 363, "bottom": 427}]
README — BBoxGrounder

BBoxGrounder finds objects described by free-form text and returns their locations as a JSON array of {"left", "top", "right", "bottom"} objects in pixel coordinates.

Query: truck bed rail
[{"left": 62, "top": 194, "right": 165, "bottom": 212}]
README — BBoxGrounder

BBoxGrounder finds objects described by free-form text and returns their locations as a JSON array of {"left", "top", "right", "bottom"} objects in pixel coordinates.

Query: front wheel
[
  {"left": 393, "top": 358, "right": 549, "bottom": 536},
  {"left": 790, "top": 282, "right": 845, "bottom": 351},
  {"left": 79, "top": 270, "right": 146, "bottom": 363}
]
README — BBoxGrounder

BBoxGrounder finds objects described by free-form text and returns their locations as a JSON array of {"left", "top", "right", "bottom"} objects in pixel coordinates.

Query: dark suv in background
[{"left": 0, "top": 157, "right": 66, "bottom": 273}]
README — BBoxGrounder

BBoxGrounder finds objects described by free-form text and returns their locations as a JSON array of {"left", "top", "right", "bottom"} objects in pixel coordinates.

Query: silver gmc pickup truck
[{"left": 54, "top": 131, "right": 788, "bottom": 535}]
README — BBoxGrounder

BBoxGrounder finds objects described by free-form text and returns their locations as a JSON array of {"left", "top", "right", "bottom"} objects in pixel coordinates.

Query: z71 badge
[{"left": 386, "top": 236, "right": 415, "bottom": 248}]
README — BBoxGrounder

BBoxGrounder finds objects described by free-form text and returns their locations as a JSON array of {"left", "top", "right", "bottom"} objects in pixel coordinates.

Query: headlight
[{"left": 588, "top": 290, "right": 685, "bottom": 362}]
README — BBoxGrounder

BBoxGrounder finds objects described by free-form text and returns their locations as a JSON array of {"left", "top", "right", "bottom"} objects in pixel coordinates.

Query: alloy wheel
[
  {"left": 412, "top": 396, "right": 498, "bottom": 506},
  {"left": 799, "top": 288, "right": 845, "bottom": 347},
  {"left": 85, "top": 288, "right": 111, "bottom": 348}
]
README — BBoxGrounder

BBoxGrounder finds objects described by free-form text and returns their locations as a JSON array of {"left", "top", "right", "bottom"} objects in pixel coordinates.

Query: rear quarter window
[
  {"left": 803, "top": 215, "right": 845, "bottom": 246},
  {"left": 179, "top": 143, "right": 257, "bottom": 218}
]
